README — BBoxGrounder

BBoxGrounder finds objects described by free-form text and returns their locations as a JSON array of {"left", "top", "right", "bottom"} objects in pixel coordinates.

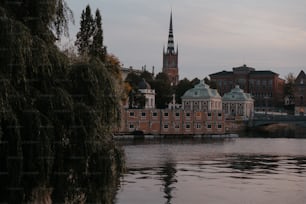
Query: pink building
[{"left": 119, "top": 81, "right": 226, "bottom": 135}]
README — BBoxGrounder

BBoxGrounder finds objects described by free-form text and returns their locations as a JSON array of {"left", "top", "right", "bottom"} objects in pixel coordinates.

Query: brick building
[
  {"left": 209, "top": 64, "right": 285, "bottom": 111},
  {"left": 119, "top": 109, "right": 225, "bottom": 135},
  {"left": 294, "top": 70, "right": 306, "bottom": 116},
  {"left": 162, "top": 12, "right": 179, "bottom": 86}
]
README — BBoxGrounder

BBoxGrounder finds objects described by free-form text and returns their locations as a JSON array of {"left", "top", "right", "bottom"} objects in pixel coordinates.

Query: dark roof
[
  {"left": 233, "top": 64, "right": 255, "bottom": 72},
  {"left": 138, "top": 78, "right": 151, "bottom": 89},
  {"left": 249, "top": 71, "right": 278, "bottom": 76},
  {"left": 209, "top": 70, "right": 233, "bottom": 77},
  {"left": 295, "top": 70, "right": 306, "bottom": 81},
  {"left": 295, "top": 70, "right": 306, "bottom": 84}
]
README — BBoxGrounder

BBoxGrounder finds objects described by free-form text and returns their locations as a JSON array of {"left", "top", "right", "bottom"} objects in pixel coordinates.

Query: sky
[{"left": 64, "top": 0, "right": 306, "bottom": 80}]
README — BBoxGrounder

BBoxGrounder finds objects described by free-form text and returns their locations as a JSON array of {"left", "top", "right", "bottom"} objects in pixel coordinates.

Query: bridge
[{"left": 249, "top": 115, "right": 306, "bottom": 127}]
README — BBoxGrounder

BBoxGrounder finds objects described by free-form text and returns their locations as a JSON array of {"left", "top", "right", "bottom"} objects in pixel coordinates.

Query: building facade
[
  {"left": 222, "top": 85, "right": 254, "bottom": 120},
  {"left": 294, "top": 70, "right": 306, "bottom": 116},
  {"left": 209, "top": 64, "right": 285, "bottom": 111},
  {"left": 119, "top": 109, "right": 225, "bottom": 135},
  {"left": 120, "top": 81, "right": 226, "bottom": 135},
  {"left": 162, "top": 12, "right": 179, "bottom": 86},
  {"left": 181, "top": 80, "right": 222, "bottom": 112},
  {"left": 138, "top": 78, "right": 156, "bottom": 109}
]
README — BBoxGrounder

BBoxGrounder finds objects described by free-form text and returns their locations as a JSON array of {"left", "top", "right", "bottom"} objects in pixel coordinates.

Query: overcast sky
[{"left": 64, "top": 0, "right": 306, "bottom": 80}]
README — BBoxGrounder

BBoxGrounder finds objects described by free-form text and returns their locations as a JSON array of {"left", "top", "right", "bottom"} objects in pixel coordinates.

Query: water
[{"left": 115, "top": 138, "right": 306, "bottom": 204}]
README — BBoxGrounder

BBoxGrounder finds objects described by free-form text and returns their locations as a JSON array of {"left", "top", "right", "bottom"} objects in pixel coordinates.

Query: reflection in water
[
  {"left": 228, "top": 155, "right": 279, "bottom": 173},
  {"left": 160, "top": 161, "right": 177, "bottom": 204},
  {"left": 116, "top": 138, "right": 306, "bottom": 204}
]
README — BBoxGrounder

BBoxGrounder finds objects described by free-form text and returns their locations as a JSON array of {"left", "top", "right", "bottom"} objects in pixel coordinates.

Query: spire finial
[{"left": 167, "top": 11, "right": 175, "bottom": 54}]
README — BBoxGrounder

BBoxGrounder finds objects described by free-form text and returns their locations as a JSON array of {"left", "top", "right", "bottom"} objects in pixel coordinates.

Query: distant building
[
  {"left": 222, "top": 85, "right": 254, "bottom": 120},
  {"left": 138, "top": 78, "right": 155, "bottom": 109},
  {"left": 294, "top": 70, "right": 306, "bottom": 116},
  {"left": 209, "top": 64, "right": 285, "bottom": 111},
  {"left": 162, "top": 12, "right": 179, "bottom": 86},
  {"left": 181, "top": 80, "right": 222, "bottom": 112},
  {"left": 119, "top": 80, "right": 225, "bottom": 135}
]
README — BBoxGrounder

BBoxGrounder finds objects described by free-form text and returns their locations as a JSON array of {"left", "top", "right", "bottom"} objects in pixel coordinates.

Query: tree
[
  {"left": 90, "top": 9, "right": 106, "bottom": 60},
  {"left": 125, "top": 72, "right": 142, "bottom": 90},
  {"left": 152, "top": 72, "right": 173, "bottom": 108},
  {"left": 0, "top": 2, "right": 124, "bottom": 203},
  {"left": 75, "top": 5, "right": 94, "bottom": 57},
  {"left": 174, "top": 78, "right": 193, "bottom": 104},
  {"left": 140, "top": 70, "right": 154, "bottom": 83},
  {"left": 204, "top": 77, "right": 217, "bottom": 89},
  {"left": 284, "top": 73, "right": 296, "bottom": 97}
]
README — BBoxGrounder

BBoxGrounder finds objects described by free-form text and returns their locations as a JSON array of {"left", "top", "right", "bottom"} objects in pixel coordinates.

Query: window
[
  {"left": 129, "top": 124, "right": 134, "bottom": 129},
  {"left": 218, "top": 113, "right": 222, "bottom": 117},
  {"left": 186, "top": 112, "right": 190, "bottom": 117},
  {"left": 129, "top": 112, "right": 134, "bottom": 116},
  {"left": 196, "top": 123, "right": 201, "bottom": 129},
  {"left": 175, "top": 112, "right": 180, "bottom": 117},
  {"left": 218, "top": 124, "right": 222, "bottom": 129},
  {"left": 208, "top": 113, "right": 212, "bottom": 117},
  {"left": 152, "top": 112, "right": 158, "bottom": 117},
  {"left": 164, "top": 112, "right": 169, "bottom": 117},
  {"left": 175, "top": 124, "right": 180, "bottom": 129},
  {"left": 186, "top": 124, "right": 191, "bottom": 129},
  {"left": 141, "top": 112, "right": 146, "bottom": 117},
  {"left": 164, "top": 124, "right": 169, "bottom": 129},
  {"left": 207, "top": 124, "right": 212, "bottom": 129}
]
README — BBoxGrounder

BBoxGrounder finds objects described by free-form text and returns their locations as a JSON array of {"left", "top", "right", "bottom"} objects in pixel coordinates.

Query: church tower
[{"left": 163, "top": 12, "right": 179, "bottom": 86}]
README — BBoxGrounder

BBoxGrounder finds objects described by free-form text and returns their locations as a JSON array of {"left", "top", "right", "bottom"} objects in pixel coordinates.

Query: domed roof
[
  {"left": 181, "top": 80, "right": 221, "bottom": 99},
  {"left": 222, "top": 85, "right": 253, "bottom": 101},
  {"left": 138, "top": 78, "right": 151, "bottom": 89}
]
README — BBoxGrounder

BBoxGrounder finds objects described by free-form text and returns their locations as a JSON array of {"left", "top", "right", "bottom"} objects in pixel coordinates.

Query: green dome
[
  {"left": 222, "top": 85, "right": 253, "bottom": 101},
  {"left": 181, "top": 80, "right": 221, "bottom": 99}
]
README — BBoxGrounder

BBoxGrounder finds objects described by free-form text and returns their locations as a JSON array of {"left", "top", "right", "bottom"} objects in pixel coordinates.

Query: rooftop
[
  {"left": 181, "top": 80, "right": 221, "bottom": 99},
  {"left": 222, "top": 85, "right": 254, "bottom": 101}
]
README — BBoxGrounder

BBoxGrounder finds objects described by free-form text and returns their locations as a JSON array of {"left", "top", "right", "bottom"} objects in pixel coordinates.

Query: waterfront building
[
  {"left": 294, "top": 70, "right": 306, "bottom": 116},
  {"left": 119, "top": 80, "right": 226, "bottom": 135},
  {"left": 138, "top": 78, "right": 156, "bottom": 109},
  {"left": 222, "top": 85, "right": 254, "bottom": 120},
  {"left": 181, "top": 80, "right": 222, "bottom": 112},
  {"left": 163, "top": 12, "right": 179, "bottom": 86},
  {"left": 209, "top": 64, "right": 285, "bottom": 111}
]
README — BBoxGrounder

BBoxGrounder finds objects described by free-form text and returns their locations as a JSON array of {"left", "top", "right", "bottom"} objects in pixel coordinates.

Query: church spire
[
  {"left": 167, "top": 12, "right": 175, "bottom": 54},
  {"left": 162, "top": 11, "right": 179, "bottom": 86}
]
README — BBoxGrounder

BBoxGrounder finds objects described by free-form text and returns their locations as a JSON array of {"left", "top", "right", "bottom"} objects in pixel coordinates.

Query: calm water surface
[{"left": 115, "top": 138, "right": 306, "bottom": 204}]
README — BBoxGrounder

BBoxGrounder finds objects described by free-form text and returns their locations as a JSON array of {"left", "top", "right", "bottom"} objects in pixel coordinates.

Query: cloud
[{"left": 65, "top": 0, "right": 306, "bottom": 79}]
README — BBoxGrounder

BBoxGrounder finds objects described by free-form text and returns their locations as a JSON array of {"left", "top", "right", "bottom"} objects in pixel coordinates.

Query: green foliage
[
  {"left": 125, "top": 72, "right": 142, "bottom": 90},
  {"left": 75, "top": 5, "right": 94, "bottom": 57},
  {"left": 152, "top": 72, "right": 173, "bottom": 108},
  {"left": 174, "top": 78, "right": 193, "bottom": 104},
  {"left": 284, "top": 73, "right": 295, "bottom": 97},
  {"left": 204, "top": 77, "right": 217, "bottom": 89},
  {"left": 140, "top": 70, "right": 154, "bottom": 83},
  {"left": 0, "top": 3, "right": 124, "bottom": 203},
  {"left": 75, "top": 5, "right": 106, "bottom": 61},
  {"left": 0, "top": 0, "right": 72, "bottom": 41},
  {"left": 91, "top": 9, "right": 106, "bottom": 60}
]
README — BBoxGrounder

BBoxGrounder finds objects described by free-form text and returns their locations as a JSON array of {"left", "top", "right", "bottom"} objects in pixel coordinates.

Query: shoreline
[{"left": 113, "top": 133, "right": 239, "bottom": 140}]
